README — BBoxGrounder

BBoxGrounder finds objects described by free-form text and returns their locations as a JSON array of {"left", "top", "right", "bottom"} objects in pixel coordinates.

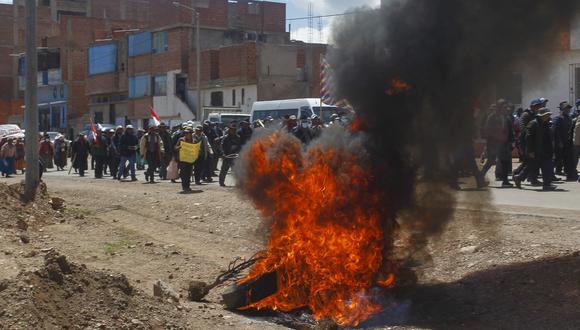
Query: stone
[
  {"left": 16, "top": 218, "right": 28, "bottom": 231},
  {"left": 153, "top": 280, "right": 179, "bottom": 302},
  {"left": 460, "top": 245, "right": 479, "bottom": 254},
  {"left": 19, "top": 234, "right": 30, "bottom": 244},
  {"left": 49, "top": 197, "right": 66, "bottom": 210}
]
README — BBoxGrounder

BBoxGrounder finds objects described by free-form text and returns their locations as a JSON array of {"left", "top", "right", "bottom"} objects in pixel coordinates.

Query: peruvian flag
[
  {"left": 149, "top": 106, "right": 161, "bottom": 127},
  {"left": 89, "top": 119, "right": 97, "bottom": 143}
]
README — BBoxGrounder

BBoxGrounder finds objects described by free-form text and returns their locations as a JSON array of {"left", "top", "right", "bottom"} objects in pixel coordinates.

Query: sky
[{"left": 0, "top": 0, "right": 381, "bottom": 43}]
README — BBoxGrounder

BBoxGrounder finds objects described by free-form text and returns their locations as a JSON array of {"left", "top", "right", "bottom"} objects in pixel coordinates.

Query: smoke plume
[{"left": 232, "top": 0, "right": 579, "bottom": 325}]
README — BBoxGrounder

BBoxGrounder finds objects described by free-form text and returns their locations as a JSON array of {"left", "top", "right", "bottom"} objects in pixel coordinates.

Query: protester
[
  {"left": 140, "top": 125, "right": 164, "bottom": 184},
  {"left": 193, "top": 126, "right": 212, "bottom": 185},
  {"left": 175, "top": 127, "right": 195, "bottom": 192},
  {"left": 110, "top": 126, "right": 123, "bottom": 179},
  {"left": 39, "top": 133, "right": 54, "bottom": 171},
  {"left": 513, "top": 98, "right": 545, "bottom": 185},
  {"left": 0, "top": 138, "right": 17, "bottom": 178},
  {"left": 553, "top": 101, "right": 577, "bottom": 181},
  {"left": 53, "top": 135, "right": 68, "bottom": 171},
  {"left": 118, "top": 125, "right": 139, "bottom": 181},
  {"left": 219, "top": 124, "right": 242, "bottom": 187},
  {"left": 136, "top": 128, "right": 146, "bottom": 170},
  {"left": 514, "top": 108, "right": 557, "bottom": 191},
  {"left": 286, "top": 115, "right": 313, "bottom": 144},
  {"left": 203, "top": 121, "right": 219, "bottom": 178},
  {"left": 90, "top": 129, "right": 109, "bottom": 179},
  {"left": 15, "top": 138, "right": 25, "bottom": 174},
  {"left": 71, "top": 133, "right": 90, "bottom": 177},
  {"left": 237, "top": 120, "right": 253, "bottom": 147},
  {"left": 480, "top": 102, "right": 514, "bottom": 188},
  {"left": 158, "top": 123, "right": 173, "bottom": 180},
  {"left": 311, "top": 114, "right": 324, "bottom": 139}
]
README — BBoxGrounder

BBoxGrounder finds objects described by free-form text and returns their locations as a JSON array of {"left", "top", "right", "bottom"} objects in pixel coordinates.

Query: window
[
  {"left": 152, "top": 31, "right": 168, "bottom": 54},
  {"left": 241, "top": 88, "right": 245, "bottom": 105},
  {"left": 128, "top": 32, "right": 152, "bottom": 57},
  {"left": 152, "top": 75, "right": 167, "bottom": 96},
  {"left": 232, "top": 89, "right": 236, "bottom": 106},
  {"left": 129, "top": 75, "right": 151, "bottom": 98},
  {"left": 210, "top": 91, "right": 224, "bottom": 107},
  {"left": 88, "top": 43, "right": 117, "bottom": 75}
]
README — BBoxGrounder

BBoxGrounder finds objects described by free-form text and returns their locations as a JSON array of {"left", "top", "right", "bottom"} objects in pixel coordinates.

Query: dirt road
[{"left": 1, "top": 170, "right": 579, "bottom": 329}]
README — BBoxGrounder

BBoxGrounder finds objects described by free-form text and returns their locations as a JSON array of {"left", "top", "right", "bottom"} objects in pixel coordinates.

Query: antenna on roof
[{"left": 308, "top": 1, "right": 313, "bottom": 43}]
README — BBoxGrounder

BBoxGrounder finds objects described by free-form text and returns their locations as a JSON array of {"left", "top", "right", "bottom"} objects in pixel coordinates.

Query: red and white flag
[
  {"left": 149, "top": 106, "right": 161, "bottom": 127},
  {"left": 89, "top": 119, "right": 97, "bottom": 142}
]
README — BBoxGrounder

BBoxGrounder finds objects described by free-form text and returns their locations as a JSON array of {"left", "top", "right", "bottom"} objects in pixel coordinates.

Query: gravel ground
[{"left": 0, "top": 169, "right": 579, "bottom": 329}]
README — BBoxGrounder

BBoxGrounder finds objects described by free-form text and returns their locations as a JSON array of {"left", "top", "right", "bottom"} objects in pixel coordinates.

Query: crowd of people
[
  {"left": 0, "top": 114, "right": 330, "bottom": 193},
  {"left": 479, "top": 98, "right": 580, "bottom": 191}
]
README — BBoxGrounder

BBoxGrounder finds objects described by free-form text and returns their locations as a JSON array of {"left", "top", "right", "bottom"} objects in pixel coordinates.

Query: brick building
[{"left": 0, "top": 0, "right": 327, "bottom": 134}]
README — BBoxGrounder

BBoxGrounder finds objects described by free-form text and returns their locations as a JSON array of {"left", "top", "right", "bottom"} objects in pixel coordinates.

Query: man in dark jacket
[
  {"left": 514, "top": 108, "right": 557, "bottom": 191},
  {"left": 90, "top": 129, "right": 109, "bottom": 178},
  {"left": 158, "top": 123, "right": 173, "bottom": 180},
  {"left": 71, "top": 133, "right": 90, "bottom": 177},
  {"left": 237, "top": 120, "right": 253, "bottom": 146},
  {"left": 110, "top": 126, "right": 123, "bottom": 179},
  {"left": 553, "top": 101, "right": 577, "bottom": 180},
  {"left": 514, "top": 98, "right": 545, "bottom": 183},
  {"left": 219, "top": 124, "right": 242, "bottom": 187},
  {"left": 117, "top": 125, "right": 139, "bottom": 181},
  {"left": 480, "top": 103, "right": 514, "bottom": 187}
]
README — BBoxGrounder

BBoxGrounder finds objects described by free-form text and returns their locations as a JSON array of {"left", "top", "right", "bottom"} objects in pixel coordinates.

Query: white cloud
[{"left": 291, "top": 0, "right": 380, "bottom": 14}]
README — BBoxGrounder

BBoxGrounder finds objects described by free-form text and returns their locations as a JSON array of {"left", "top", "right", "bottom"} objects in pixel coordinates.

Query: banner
[{"left": 179, "top": 141, "right": 200, "bottom": 164}]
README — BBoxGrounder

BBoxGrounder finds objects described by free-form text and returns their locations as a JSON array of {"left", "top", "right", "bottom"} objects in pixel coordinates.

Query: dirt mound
[
  {"left": 0, "top": 251, "right": 188, "bottom": 329},
  {"left": 0, "top": 182, "right": 59, "bottom": 230}
]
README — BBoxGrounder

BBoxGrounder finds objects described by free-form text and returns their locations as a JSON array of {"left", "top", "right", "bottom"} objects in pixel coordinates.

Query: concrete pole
[
  {"left": 196, "top": 11, "right": 201, "bottom": 121},
  {"left": 25, "top": 0, "right": 39, "bottom": 198}
]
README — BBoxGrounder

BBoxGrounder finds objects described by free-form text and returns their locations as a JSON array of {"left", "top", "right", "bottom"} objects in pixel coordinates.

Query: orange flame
[
  {"left": 238, "top": 131, "right": 397, "bottom": 326},
  {"left": 385, "top": 78, "right": 411, "bottom": 96}
]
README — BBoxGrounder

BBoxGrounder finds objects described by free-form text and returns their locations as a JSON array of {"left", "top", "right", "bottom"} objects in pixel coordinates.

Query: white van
[
  {"left": 207, "top": 113, "right": 251, "bottom": 126},
  {"left": 250, "top": 98, "right": 349, "bottom": 124}
]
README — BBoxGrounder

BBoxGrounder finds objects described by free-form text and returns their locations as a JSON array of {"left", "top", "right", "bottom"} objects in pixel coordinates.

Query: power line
[{"left": 286, "top": 12, "right": 356, "bottom": 21}]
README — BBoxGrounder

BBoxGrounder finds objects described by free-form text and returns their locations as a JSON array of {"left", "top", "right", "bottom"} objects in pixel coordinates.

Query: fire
[
  {"left": 385, "top": 78, "right": 411, "bottom": 96},
  {"left": 237, "top": 130, "right": 398, "bottom": 326}
]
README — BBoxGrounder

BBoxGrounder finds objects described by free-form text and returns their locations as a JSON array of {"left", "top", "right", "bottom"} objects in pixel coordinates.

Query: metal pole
[
  {"left": 196, "top": 11, "right": 201, "bottom": 122},
  {"left": 25, "top": 0, "right": 39, "bottom": 198}
]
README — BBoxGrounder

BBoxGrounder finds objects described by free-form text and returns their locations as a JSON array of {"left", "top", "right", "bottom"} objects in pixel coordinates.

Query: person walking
[
  {"left": 15, "top": 138, "right": 25, "bottom": 174},
  {"left": 90, "top": 129, "right": 108, "bottom": 179},
  {"left": 193, "top": 126, "right": 211, "bottom": 185},
  {"left": 110, "top": 126, "right": 123, "bottom": 179},
  {"left": 53, "top": 135, "right": 68, "bottom": 171},
  {"left": 514, "top": 108, "right": 557, "bottom": 191},
  {"left": 0, "top": 138, "right": 17, "bottom": 178},
  {"left": 237, "top": 120, "right": 253, "bottom": 147},
  {"left": 553, "top": 101, "right": 577, "bottom": 181},
  {"left": 140, "top": 125, "right": 164, "bottom": 184},
  {"left": 158, "top": 123, "right": 173, "bottom": 180},
  {"left": 219, "top": 124, "right": 242, "bottom": 187},
  {"left": 175, "top": 127, "right": 195, "bottom": 192},
  {"left": 39, "top": 133, "right": 54, "bottom": 172},
  {"left": 118, "top": 125, "right": 139, "bottom": 181},
  {"left": 480, "top": 103, "right": 515, "bottom": 187},
  {"left": 71, "top": 133, "right": 90, "bottom": 177}
]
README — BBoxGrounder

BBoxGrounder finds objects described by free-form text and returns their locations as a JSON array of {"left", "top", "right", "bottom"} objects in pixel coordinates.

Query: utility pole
[
  {"left": 196, "top": 10, "right": 201, "bottom": 122},
  {"left": 175, "top": 1, "right": 202, "bottom": 121},
  {"left": 25, "top": 0, "right": 39, "bottom": 199}
]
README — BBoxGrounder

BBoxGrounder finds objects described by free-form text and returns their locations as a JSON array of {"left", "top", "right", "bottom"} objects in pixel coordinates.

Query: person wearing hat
[
  {"left": 237, "top": 120, "right": 253, "bottom": 147},
  {"left": 139, "top": 125, "right": 164, "bottom": 184},
  {"left": 481, "top": 102, "right": 515, "bottom": 188},
  {"left": 53, "top": 134, "right": 69, "bottom": 171},
  {"left": 311, "top": 114, "right": 324, "bottom": 139},
  {"left": 219, "top": 124, "right": 241, "bottom": 187},
  {"left": 514, "top": 108, "right": 557, "bottom": 191},
  {"left": 553, "top": 102, "right": 577, "bottom": 181},
  {"left": 513, "top": 98, "right": 545, "bottom": 185},
  {"left": 202, "top": 121, "right": 220, "bottom": 179},
  {"left": 39, "top": 132, "right": 54, "bottom": 172},
  {"left": 175, "top": 127, "right": 195, "bottom": 192},
  {"left": 71, "top": 133, "right": 90, "bottom": 177},
  {"left": 109, "top": 126, "right": 124, "bottom": 179},
  {"left": 117, "top": 125, "right": 139, "bottom": 181},
  {"left": 90, "top": 128, "right": 109, "bottom": 179},
  {"left": 157, "top": 122, "right": 173, "bottom": 180},
  {"left": 193, "top": 125, "right": 212, "bottom": 184},
  {"left": 0, "top": 137, "right": 17, "bottom": 178}
]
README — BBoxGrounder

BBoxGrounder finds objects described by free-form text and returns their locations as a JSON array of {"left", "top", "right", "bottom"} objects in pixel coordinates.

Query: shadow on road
[{"left": 367, "top": 254, "right": 580, "bottom": 329}]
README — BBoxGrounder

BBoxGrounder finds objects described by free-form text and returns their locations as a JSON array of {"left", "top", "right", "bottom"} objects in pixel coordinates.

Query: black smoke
[{"left": 327, "top": 0, "right": 579, "bottom": 249}]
